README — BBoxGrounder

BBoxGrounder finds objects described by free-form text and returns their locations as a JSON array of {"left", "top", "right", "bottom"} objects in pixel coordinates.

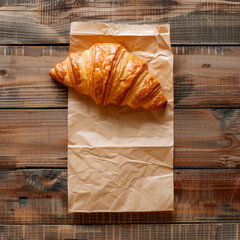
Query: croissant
[{"left": 49, "top": 43, "right": 167, "bottom": 110}]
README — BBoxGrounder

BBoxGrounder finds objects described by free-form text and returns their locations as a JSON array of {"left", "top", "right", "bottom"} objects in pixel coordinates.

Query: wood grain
[
  {"left": 174, "top": 46, "right": 240, "bottom": 108},
  {"left": 0, "top": 168, "right": 239, "bottom": 224},
  {"left": 0, "top": 0, "right": 240, "bottom": 44},
  {"left": 0, "top": 109, "right": 67, "bottom": 169},
  {"left": 0, "top": 46, "right": 68, "bottom": 108},
  {"left": 175, "top": 108, "right": 240, "bottom": 168},
  {"left": 1, "top": 108, "right": 240, "bottom": 169},
  {"left": 0, "top": 224, "right": 239, "bottom": 240},
  {"left": 1, "top": 46, "right": 240, "bottom": 109}
]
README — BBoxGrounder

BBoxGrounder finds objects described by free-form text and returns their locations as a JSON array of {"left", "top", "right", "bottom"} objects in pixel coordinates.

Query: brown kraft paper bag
[{"left": 68, "top": 22, "right": 174, "bottom": 212}]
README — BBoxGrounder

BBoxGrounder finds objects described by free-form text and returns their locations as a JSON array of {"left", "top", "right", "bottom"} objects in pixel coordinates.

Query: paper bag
[{"left": 68, "top": 22, "right": 174, "bottom": 212}]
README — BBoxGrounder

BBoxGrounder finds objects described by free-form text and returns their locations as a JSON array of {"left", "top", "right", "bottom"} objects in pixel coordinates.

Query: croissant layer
[{"left": 49, "top": 43, "right": 168, "bottom": 110}]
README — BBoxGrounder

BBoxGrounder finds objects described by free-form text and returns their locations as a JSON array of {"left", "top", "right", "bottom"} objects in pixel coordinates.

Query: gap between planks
[{"left": 1, "top": 44, "right": 240, "bottom": 47}]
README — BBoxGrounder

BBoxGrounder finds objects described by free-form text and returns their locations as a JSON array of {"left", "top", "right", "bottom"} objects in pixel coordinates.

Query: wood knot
[
  {"left": 19, "top": 197, "right": 27, "bottom": 208},
  {"left": 0, "top": 69, "right": 8, "bottom": 77},
  {"left": 202, "top": 64, "right": 211, "bottom": 68}
]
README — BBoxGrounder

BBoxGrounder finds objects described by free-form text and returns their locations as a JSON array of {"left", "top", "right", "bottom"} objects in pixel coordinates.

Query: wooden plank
[
  {"left": 175, "top": 108, "right": 240, "bottom": 168},
  {"left": 0, "top": 224, "right": 238, "bottom": 240},
  {"left": 0, "top": 168, "right": 239, "bottom": 224},
  {"left": 0, "top": 46, "right": 68, "bottom": 108},
  {"left": 0, "top": 0, "right": 240, "bottom": 44},
  {"left": 174, "top": 46, "right": 240, "bottom": 108},
  {"left": 0, "top": 109, "right": 67, "bottom": 169},
  {"left": 1, "top": 46, "right": 240, "bottom": 109},
  {"left": 1, "top": 108, "right": 240, "bottom": 169}
]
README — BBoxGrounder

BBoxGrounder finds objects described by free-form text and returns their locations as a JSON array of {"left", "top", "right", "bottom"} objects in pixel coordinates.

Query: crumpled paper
[{"left": 68, "top": 22, "right": 174, "bottom": 212}]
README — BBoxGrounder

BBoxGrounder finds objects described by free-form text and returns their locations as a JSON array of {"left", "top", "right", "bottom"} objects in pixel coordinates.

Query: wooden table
[{"left": 1, "top": 0, "right": 240, "bottom": 239}]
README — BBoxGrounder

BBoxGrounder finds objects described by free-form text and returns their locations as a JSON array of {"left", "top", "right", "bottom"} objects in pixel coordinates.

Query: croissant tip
[
  {"left": 49, "top": 68, "right": 56, "bottom": 80},
  {"left": 158, "top": 99, "right": 168, "bottom": 110},
  {"left": 144, "top": 96, "right": 168, "bottom": 111},
  {"left": 161, "top": 101, "right": 168, "bottom": 109}
]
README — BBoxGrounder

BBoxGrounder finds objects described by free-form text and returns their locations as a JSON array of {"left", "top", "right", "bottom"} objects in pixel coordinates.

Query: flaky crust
[{"left": 49, "top": 43, "right": 167, "bottom": 110}]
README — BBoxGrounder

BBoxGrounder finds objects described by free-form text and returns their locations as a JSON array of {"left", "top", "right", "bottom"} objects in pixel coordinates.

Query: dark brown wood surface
[
  {"left": 1, "top": 108, "right": 240, "bottom": 169},
  {"left": 0, "top": 224, "right": 239, "bottom": 240},
  {"left": 1, "top": 0, "right": 240, "bottom": 239},
  {"left": 0, "top": 0, "right": 240, "bottom": 44},
  {"left": 0, "top": 169, "right": 240, "bottom": 224}
]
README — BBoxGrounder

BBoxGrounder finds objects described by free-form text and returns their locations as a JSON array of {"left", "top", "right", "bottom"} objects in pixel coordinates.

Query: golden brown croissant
[{"left": 49, "top": 43, "right": 167, "bottom": 110}]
